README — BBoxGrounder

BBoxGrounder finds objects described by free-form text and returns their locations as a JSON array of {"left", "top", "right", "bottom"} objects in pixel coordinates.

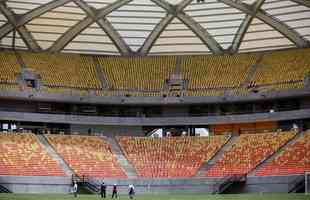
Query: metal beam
[
  {"left": 139, "top": 14, "right": 174, "bottom": 55},
  {"left": 0, "top": 2, "right": 41, "bottom": 51},
  {"left": 150, "top": 0, "right": 223, "bottom": 54},
  {"left": 231, "top": 0, "right": 265, "bottom": 53},
  {"left": 49, "top": 17, "right": 93, "bottom": 52},
  {"left": 74, "top": 0, "right": 131, "bottom": 55},
  {"left": 17, "top": 26, "right": 41, "bottom": 51},
  {"left": 219, "top": 0, "right": 308, "bottom": 47},
  {"left": 50, "top": 0, "right": 132, "bottom": 54},
  {"left": 140, "top": 0, "right": 194, "bottom": 55},
  {"left": 291, "top": 0, "right": 310, "bottom": 8},
  {"left": 96, "top": 18, "right": 131, "bottom": 55},
  {"left": 0, "top": 0, "right": 71, "bottom": 39},
  {"left": 176, "top": 0, "right": 193, "bottom": 11},
  {"left": 177, "top": 11, "right": 223, "bottom": 54}
]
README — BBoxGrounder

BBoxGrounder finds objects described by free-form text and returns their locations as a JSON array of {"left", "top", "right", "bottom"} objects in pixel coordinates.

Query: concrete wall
[
  {"left": 92, "top": 178, "right": 217, "bottom": 194},
  {"left": 0, "top": 176, "right": 71, "bottom": 194},
  {"left": 70, "top": 125, "right": 143, "bottom": 137},
  {"left": 0, "top": 109, "right": 310, "bottom": 126},
  {"left": 0, "top": 175, "right": 301, "bottom": 194},
  {"left": 162, "top": 106, "right": 189, "bottom": 117},
  {"left": 0, "top": 88, "right": 309, "bottom": 106},
  {"left": 231, "top": 176, "right": 296, "bottom": 193}
]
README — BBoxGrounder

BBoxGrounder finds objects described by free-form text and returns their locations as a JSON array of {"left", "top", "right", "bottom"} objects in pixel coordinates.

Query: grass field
[{"left": 0, "top": 193, "right": 309, "bottom": 200}]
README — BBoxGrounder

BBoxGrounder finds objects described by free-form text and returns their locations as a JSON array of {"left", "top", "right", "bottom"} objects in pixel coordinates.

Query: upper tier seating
[
  {"left": 256, "top": 131, "right": 310, "bottom": 176},
  {"left": 21, "top": 52, "right": 101, "bottom": 89},
  {"left": 233, "top": 81, "right": 304, "bottom": 96},
  {"left": 253, "top": 48, "right": 310, "bottom": 85},
  {"left": 0, "top": 133, "right": 65, "bottom": 176},
  {"left": 46, "top": 135, "right": 126, "bottom": 178},
  {"left": 97, "top": 56, "right": 176, "bottom": 91},
  {"left": 117, "top": 136, "right": 229, "bottom": 178},
  {"left": 181, "top": 53, "right": 258, "bottom": 89},
  {"left": 204, "top": 131, "right": 295, "bottom": 177},
  {"left": 0, "top": 48, "right": 309, "bottom": 96},
  {"left": 0, "top": 51, "right": 21, "bottom": 84}
]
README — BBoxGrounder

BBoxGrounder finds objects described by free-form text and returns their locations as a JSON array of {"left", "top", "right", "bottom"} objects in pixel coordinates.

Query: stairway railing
[
  {"left": 72, "top": 174, "right": 100, "bottom": 193},
  {"left": 0, "top": 184, "right": 11, "bottom": 193}
]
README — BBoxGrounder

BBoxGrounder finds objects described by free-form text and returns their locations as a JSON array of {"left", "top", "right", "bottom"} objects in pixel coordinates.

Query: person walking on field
[
  {"left": 111, "top": 184, "right": 118, "bottom": 198},
  {"left": 73, "top": 182, "right": 78, "bottom": 198},
  {"left": 100, "top": 182, "right": 106, "bottom": 198},
  {"left": 128, "top": 184, "right": 135, "bottom": 199}
]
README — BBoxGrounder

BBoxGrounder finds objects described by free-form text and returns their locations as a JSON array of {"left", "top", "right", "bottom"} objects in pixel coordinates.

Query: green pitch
[{"left": 0, "top": 193, "right": 309, "bottom": 200}]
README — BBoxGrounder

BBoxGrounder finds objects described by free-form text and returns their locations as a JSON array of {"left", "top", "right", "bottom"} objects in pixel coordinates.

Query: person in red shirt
[{"left": 112, "top": 184, "right": 118, "bottom": 198}]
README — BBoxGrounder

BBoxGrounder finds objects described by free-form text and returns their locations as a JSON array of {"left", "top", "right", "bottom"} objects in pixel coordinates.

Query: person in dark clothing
[
  {"left": 73, "top": 182, "right": 78, "bottom": 198},
  {"left": 111, "top": 184, "right": 118, "bottom": 198},
  {"left": 128, "top": 184, "right": 135, "bottom": 199},
  {"left": 100, "top": 182, "right": 106, "bottom": 198}
]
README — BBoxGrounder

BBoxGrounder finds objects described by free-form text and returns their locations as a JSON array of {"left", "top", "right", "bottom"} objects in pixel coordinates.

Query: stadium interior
[{"left": 0, "top": 0, "right": 310, "bottom": 199}]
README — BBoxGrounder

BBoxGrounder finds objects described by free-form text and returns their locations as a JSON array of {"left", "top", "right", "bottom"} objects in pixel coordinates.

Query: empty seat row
[
  {"left": 46, "top": 134, "right": 127, "bottom": 178},
  {"left": 0, "top": 48, "right": 309, "bottom": 96},
  {"left": 0, "top": 133, "right": 65, "bottom": 176},
  {"left": 256, "top": 130, "right": 310, "bottom": 176},
  {"left": 204, "top": 131, "right": 295, "bottom": 177},
  {"left": 181, "top": 53, "right": 258, "bottom": 89},
  {"left": 21, "top": 52, "right": 101, "bottom": 89},
  {"left": 117, "top": 136, "right": 229, "bottom": 178},
  {"left": 97, "top": 56, "right": 176, "bottom": 91}
]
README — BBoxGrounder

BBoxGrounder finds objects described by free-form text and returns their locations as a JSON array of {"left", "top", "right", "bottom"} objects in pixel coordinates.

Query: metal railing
[{"left": 0, "top": 184, "right": 11, "bottom": 193}]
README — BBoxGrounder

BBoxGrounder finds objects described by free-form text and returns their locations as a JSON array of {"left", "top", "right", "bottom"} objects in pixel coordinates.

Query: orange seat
[
  {"left": 205, "top": 131, "right": 295, "bottom": 177},
  {"left": 256, "top": 131, "right": 310, "bottom": 176},
  {"left": 0, "top": 133, "right": 65, "bottom": 176},
  {"left": 117, "top": 136, "right": 229, "bottom": 178},
  {"left": 46, "top": 135, "right": 127, "bottom": 178}
]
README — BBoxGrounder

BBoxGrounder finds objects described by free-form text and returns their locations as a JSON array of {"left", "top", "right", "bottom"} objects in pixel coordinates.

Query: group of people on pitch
[
  {"left": 100, "top": 182, "right": 135, "bottom": 199},
  {"left": 72, "top": 181, "right": 135, "bottom": 199}
]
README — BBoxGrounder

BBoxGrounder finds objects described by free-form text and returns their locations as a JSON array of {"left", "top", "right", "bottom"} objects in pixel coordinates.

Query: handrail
[{"left": 0, "top": 184, "right": 11, "bottom": 193}]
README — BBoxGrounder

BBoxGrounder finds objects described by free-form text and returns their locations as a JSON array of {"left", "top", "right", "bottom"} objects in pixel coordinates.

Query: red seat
[
  {"left": 47, "top": 135, "right": 127, "bottom": 178},
  {"left": 256, "top": 131, "right": 310, "bottom": 176},
  {"left": 205, "top": 131, "right": 295, "bottom": 177},
  {"left": 117, "top": 136, "right": 229, "bottom": 178},
  {"left": 0, "top": 133, "right": 65, "bottom": 176}
]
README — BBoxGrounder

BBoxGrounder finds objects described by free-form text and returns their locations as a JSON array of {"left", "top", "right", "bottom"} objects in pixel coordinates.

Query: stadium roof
[{"left": 0, "top": 0, "right": 309, "bottom": 56}]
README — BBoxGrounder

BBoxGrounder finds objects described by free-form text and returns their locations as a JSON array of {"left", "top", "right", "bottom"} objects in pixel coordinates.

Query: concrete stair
[
  {"left": 14, "top": 51, "right": 27, "bottom": 69},
  {"left": 36, "top": 134, "right": 74, "bottom": 176},
  {"left": 248, "top": 131, "right": 303, "bottom": 176},
  {"left": 175, "top": 56, "right": 182, "bottom": 75},
  {"left": 105, "top": 137, "right": 137, "bottom": 178},
  {"left": 195, "top": 135, "right": 238, "bottom": 177},
  {"left": 93, "top": 56, "right": 108, "bottom": 89},
  {"left": 242, "top": 53, "right": 265, "bottom": 86}
]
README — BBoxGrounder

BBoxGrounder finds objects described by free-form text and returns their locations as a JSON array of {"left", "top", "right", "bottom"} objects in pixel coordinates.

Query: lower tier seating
[
  {"left": 256, "top": 131, "right": 310, "bottom": 176},
  {"left": 117, "top": 136, "right": 230, "bottom": 178},
  {"left": 46, "top": 135, "right": 126, "bottom": 178},
  {"left": 0, "top": 133, "right": 65, "bottom": 176},
  {"left": 204, "top": 131, "right": 295, "bottom": 177}
]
